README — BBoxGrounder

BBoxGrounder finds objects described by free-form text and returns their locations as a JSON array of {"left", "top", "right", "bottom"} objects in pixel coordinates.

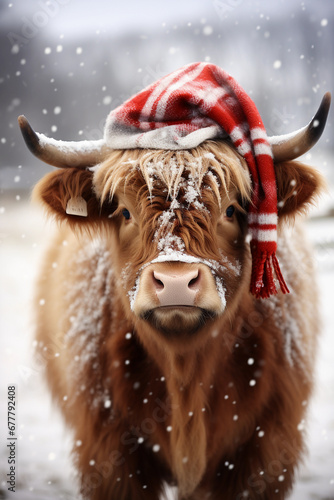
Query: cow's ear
[
  {"left": 274, "top": 160, "right": 326, "bottom": 219},
  {"left": 32, "top": 168, "right": 116, "bottom": 226}
]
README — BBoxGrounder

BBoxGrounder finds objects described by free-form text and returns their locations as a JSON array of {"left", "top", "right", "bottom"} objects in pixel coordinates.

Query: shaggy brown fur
[{"left": 33, "top": 140, "right": 324, "bottom": 499}]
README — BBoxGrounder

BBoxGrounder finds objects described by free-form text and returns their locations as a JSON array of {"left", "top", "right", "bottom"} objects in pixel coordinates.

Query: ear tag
[{"left": 66, "top": 196, "right": 88, "bottom": 217}]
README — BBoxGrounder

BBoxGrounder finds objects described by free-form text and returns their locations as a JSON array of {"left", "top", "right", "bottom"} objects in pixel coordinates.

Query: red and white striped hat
[{"left": 104, "top": 62, "right": 289, "bottom": 298}]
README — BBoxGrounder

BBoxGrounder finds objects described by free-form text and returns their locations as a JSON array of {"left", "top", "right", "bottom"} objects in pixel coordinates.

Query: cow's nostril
[
  {"left": 152, "top": 272, "right": 165, "bottom": 290},
  {"left": 188, "top": 271, "right": 200, "bottom": 289}
]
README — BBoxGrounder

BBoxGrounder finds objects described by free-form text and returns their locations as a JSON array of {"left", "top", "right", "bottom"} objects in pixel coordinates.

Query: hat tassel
[{"left": 251, "top": 249, "right": 289, "bottom": 299}]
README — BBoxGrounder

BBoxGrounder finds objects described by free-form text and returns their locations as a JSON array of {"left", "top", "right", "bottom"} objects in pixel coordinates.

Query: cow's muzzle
[
  {"left": 152, "top": 267, "right": 201, "bottom": 307},
  {"left": 131, "top": 261, "right": 224, "bottom": 335}
]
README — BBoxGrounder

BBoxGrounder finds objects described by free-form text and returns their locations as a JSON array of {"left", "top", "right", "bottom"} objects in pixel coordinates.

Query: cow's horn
[
  {"left": 269, "top": 92, "right": 331, "bottom": 162},
  {"left": 18, "top": 115, "right": 110, "bottom": 168}
]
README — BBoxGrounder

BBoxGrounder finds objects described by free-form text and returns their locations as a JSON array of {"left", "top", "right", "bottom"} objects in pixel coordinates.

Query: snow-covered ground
[{"left": 0, "top": 194, "right": 333, "bottom": 500}]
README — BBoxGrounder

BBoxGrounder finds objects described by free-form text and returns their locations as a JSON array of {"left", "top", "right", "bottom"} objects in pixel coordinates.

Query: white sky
[{"left": 0, "top": 0, "right": 316, "bottom": 39}]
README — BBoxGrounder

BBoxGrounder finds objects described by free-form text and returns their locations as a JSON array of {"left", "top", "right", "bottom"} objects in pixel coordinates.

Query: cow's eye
[
  {"left": 225, "top": 205, "right": 235, "bottom": 218},
  {"left": 122, "top": 208, "right": 131, "bottom": 220}
]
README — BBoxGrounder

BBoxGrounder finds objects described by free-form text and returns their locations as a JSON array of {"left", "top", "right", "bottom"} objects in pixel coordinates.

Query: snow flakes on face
[
  {"left": 128, "top": 275, "right": 141, "bottom": 311},
  {"left": 219, "top": 253, "right": 241, "bottom": 277},
  {"left": 142, "top": 160, "right": 157, "bottom": 198},
  {"left": 214, "top": 276, "right": 227, "bottom": 310},
  {"left": 153, "top": 210, "right": 185, "bottom": 255},
  {"left": 146, "top": 157, "right": 215, "bottom": 264},
  {"left": 179, "top": 160, "right": 211, "bottom": 213},
  {"left": 139, "top": 151, "right": 218, "bottom": 211},
  {"left": 157, "top": 233, "right": 185, "bottom": 254},
  {"left": 156, "top": 208, "right": 175, "bottom": 229},
  {"left": 170, "top": 199, "right": 180, "bottom": 210},
  {"left": 110, "top": 145, "right": 248, "bottom": 313},
  {"left": 183, "top": 175, "right": 201, "bottom": 205}
]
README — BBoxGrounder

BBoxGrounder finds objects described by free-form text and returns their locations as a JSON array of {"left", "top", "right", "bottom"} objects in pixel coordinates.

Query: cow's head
[{"left": 19, "top": 93, "right": 329, "bottom": 350}]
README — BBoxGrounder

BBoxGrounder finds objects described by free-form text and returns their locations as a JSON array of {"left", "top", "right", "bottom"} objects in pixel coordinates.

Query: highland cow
[{"left": 19, "top": 63, "right": 330, "bottom": 499}]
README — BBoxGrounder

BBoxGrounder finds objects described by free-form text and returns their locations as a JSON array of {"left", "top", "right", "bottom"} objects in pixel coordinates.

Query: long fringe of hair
[{"left": 94, "top": 140, "right": 252, "bottom": 208}]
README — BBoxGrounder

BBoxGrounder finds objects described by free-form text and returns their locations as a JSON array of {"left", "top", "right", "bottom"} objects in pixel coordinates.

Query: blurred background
[{"left": 0, "top": 1, "right": 333, "bottom": 499}]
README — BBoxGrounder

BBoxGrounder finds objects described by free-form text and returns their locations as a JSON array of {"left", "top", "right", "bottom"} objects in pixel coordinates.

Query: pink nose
[{"left": 152, "top": 268, "right": 201, "bottom": 307}]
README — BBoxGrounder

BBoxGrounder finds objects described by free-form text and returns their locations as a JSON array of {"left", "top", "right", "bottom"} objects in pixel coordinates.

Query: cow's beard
[{"left": 141, "top": 306, "right": 217, "bottom": 337}]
